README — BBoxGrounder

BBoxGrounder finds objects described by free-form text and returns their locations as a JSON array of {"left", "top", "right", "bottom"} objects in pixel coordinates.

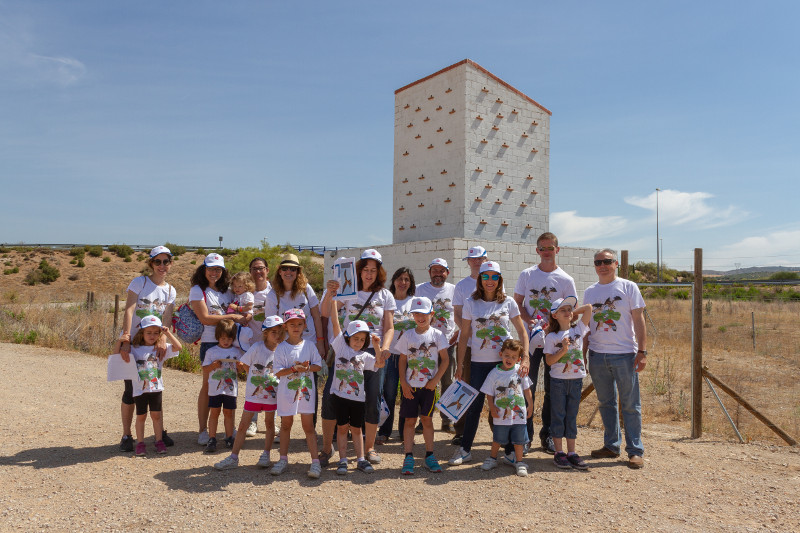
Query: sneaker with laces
[
  {"left": 357, "top": 459, "right": 375, "bottom": 473},
  {"left": 516, "top": 462, "right": 529, "bottom": 477},
  {"left": 541, "top": 436, "right": 556, "bottom": 455},
  {"left": 214, "top": 455, "right": 239, "bottom": 470},
  {"left": 318, "top": 450, "right": 332, "bottom": 468},
  {"left": 256, "top": 451, "right": 271, "bottom": 468},
  {"left": 553, "top": 451, "right": 571, "bottom": 469},
  {"left": 119, "top": 435, "right": 134, "bottom": 453},
  {"left": 135, "top": 441, "right": 146, "bottom": 457},
  {"left": 501, "top": 452, "right": 517, "bottom": 466},
  {"left": 246, "top": 421, "right": 257, "bottom": 437},
  {"left": 522, "top": 442, "right": 530, "bottom": 456},
  {"left": 424, "top": 455, "right": 442, "bottom": 473},
  {"left": 155, "top": 440, "right": 167, "bottom": 454},
  {"left": 448, "top": 448, "right": 472, "bottom": 466},
  {"left": 481, "top": 456, "right": 498, "bottom": 471},
  {"left": 568, "top": 453, "right": 589, "bottom": 470},
  {"left": 270, "top": 458, "right": 288, "bottom": 476},
  {"left": 307, "top": 462, "right": 322, "bottom": 479},
  {"left": 401, "top": 456, "right": 415, "bottom": 475},
  {"left": 197, "top": 430, "right": 209, "bottom": 446},
  {"left": 336, "top": 460, "right": 348, "bottom": 475},
  {"left": 450, "top": 435, "right": 462, "bottom": 446},
  {"left": 366, "top": 450, "right": 381, "bottom": 464},
  {"left": 161, "top": 430, "right": 175, "bottom": 447},
  {"left": 204, "top": 438, "right": 217, "bottom": 454}
]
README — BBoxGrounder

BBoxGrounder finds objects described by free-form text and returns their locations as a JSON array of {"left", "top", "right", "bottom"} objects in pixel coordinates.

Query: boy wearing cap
[
  {"left": 414, "top": 258, "right": 459, "bottom": 433},
  {"left": 396, "top": 296, "right": 450, "bottom": 474}
]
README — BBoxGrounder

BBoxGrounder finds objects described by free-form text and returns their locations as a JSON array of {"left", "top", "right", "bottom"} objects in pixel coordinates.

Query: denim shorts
[{"left": 492, "top": 423, "right": 528, "bottom": 446}]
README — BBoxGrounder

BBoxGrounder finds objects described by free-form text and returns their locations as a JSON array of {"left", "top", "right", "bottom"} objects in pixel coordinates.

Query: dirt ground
[{"left": 1, "top": 343, "right": 799, "bottom": 533}]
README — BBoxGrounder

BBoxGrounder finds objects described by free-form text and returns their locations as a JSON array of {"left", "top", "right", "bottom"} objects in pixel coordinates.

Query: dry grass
[{"left": 2, "top": 252, "right": 798, "bottom": 446}]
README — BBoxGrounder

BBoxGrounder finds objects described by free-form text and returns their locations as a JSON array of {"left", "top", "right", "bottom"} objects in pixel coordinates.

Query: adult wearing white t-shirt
[
  {"left": 322, "top": 249, "right": 395, "bottom": 465},
  {"left": 377, "top": 266, "right": 416, "bottom": 443},
  {"left": 513, "top": 232, "right": 577, "bottom": 455},
  {"left": 414, "top": 258, "right": 459, "bottom": 433},
  {"left": 244, "top": 256, "right": 273, "bottom": 438},
  {"left": 451, "top": 245, "right": 489, "bottom": 444},
  {"left": 189, "top": 253, "right": 246, "bottom": 445},
  {"left": 584, "top": 248, "right": 647, "bottom": 469},
  {"left": 118, "top": 245, "right": 177, "bottom": 452},
  {"left": 449, "top": 261, "right": 529, "bottom": 466}
]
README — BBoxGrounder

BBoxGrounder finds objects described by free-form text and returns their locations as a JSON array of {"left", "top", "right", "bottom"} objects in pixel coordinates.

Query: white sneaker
[
  {"left": 501, "top": 452, "right": 517, "bottom": 466},
  {"left": 197, "top": 430, "right": 209, "bottom": 446},
  {"left": 213, "top": 455, "right": 239, "bottom": 470},
  {"left": 270, "top": 458, "right": 288, "bottom": 476},
  {"left": 307, "top": 462, "right": 322, "bottom": 479},
  {"left": 481, "top": 457, "right": 498, "bottom": 470},
  {"left": 256, "top": 451, "right": 271, "bottom": 468},
  {"left": 448, "top": 448, "right": 472, "bottom": 466},
  {"left": 516, "top": 462, "right": 529, "bottom": 477},
  {"left": 246, "top": 421, "right": 257, "bottom": 437}
]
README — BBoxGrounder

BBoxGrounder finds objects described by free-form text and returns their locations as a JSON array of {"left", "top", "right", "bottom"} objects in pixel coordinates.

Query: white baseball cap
[
  {"left": 149, "top": 245, "right": 172, "bottom": 258},
  {"left": 463, "top": 246, "right": 487, "bottom": 260},
  {"left": 550, "top": 296, "right": 578, "bottom": 313},
  {"left": 479, "top": 261, "right": 502, "bottom": 275},
  {"left": 409, "top": 296, "right": 433, "bottom": 314},
  {"left": 261, "top": 315, "right": 284, "bottom": 330},
  {"left": 360, "top": 249, "right": 382, "bottom": 264},
  {"left": 204, "top": 253, "right": 225, "bottom": 268},
  {"left": 429, "top": 258, "right": 449, "bottom": 270},
  {"left": 139, "top": 315, "right": 163, "bottom": 329},
  {"left": 346, "top": 320, "right": 370, "bottom": 337}
]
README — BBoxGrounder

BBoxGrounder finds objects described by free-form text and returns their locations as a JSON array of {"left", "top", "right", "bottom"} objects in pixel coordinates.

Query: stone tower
[{"left": 393, "top": 59, "right": 550, "bottom": 244}]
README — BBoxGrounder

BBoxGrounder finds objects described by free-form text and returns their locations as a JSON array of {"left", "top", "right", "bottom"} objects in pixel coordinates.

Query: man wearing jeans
[{"left": 584, "top": 248, "right": 647, "bottom": 469}]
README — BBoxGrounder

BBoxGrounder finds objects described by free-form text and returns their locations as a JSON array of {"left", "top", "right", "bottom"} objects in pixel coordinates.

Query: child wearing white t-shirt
[
  {"left": 544, "top": 296, "right": 592, "bottom": 471},
  {"left": 214, "top": 315, "right": 285, "bottom": 470},
  {"left": 480, "top": 339, "right": 533, "bottom": 477},
  {"left": 202, "top": 319, "right": 245, "bottom": 454},
  {"left": 113, "top": 315, "right": 182, "bottom": 457},
  {"left": 227, "top": 272, "right": 255, "bottom": 319},
  {"left": 271, "top": 308, "right": 323, "bottom": 479}
]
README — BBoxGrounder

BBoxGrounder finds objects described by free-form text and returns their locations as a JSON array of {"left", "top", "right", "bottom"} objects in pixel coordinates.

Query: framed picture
[
  {"left": 333, "top": 257, "right": 357, "bottom": 301},
  {"left": 436, "top": 380, "right": 478, "bottom": 422}
]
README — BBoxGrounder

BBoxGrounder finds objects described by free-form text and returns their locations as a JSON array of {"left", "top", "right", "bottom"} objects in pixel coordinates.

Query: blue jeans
[
  {"left": 379, "top": 354, "right": 403, "bottom": 437},
  {"left": 461, "top": 361, "right": 498, "bottom": 452},
  {"left": 550, "top": 377, "right": 583, "bottom": 440},
  {"left": 588, "top": 351, "right": 644, "bottom": 456}
]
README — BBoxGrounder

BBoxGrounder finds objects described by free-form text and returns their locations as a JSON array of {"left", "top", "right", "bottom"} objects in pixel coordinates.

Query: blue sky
[{"left": 1, "top": 1, "right": 798, "bottom": 271}]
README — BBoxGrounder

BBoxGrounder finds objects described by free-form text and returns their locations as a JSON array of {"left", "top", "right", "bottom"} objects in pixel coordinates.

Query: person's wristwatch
[{"left": 637, "top": 350, "right": 647, "bottom": 356}]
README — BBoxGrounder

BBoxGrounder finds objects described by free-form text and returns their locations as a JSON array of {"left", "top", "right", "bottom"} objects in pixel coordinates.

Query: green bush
[
  {"left": 12, "top": 330, "right": 38, "bottom": 344},
  {"left": 108, "top": 244, "right": 133, "bottom": 258},
  {"left": 3, "top": 267, "right": 19, "bottom": 275},
  {"left": 124, "top": 256, "right": 132, "bottom": 263},
  {"left": 770, "top": 271, "right": 799, "bottom": 280},
  {"left": 76, "top": 259, "right": 85, "bottom": 268},
  {"left": 164, "top": 346, "right": 201, "bottom": 373},
  {"left": 164, "top": 242, "right": 187, "bottom": 257},
  {"left": 219, "top": 248, "right": 236, "bottom": 257},
  {"left": 69, "top": 248, "right": 85, "bottom": 259},
  {"left": 24, "top": 259, "right": 60, "bottom": 285},
  {"left": 86, "top": 245, "right": 104, "bottom": 257},
  {"left": 102, "top": 257, "right": 111, "bottom": 263},
  {"left": 225, "top": 240, "right": 324, "bottom": 293}
]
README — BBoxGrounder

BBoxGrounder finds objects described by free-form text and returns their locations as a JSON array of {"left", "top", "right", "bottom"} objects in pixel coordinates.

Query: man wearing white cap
[
  {"left": 414, "top": 258, "right": 459, "bottom": 433},
  {"left": 513, "top": 232, "right": 576, "bottom": 455}
]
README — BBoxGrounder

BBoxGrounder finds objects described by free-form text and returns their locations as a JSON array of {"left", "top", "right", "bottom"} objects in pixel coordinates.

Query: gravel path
[{"left": 1, "top": 343, "right": 798, "bottom": 532}]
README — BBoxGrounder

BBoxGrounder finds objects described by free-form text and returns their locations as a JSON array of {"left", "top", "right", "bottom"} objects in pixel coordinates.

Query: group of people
[{"left": 114, "top": 232, "right": 648, "bottom": 478}]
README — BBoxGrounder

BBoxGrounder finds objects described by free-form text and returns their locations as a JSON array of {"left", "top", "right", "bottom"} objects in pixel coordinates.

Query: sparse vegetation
[
  {"left": 108, "top": 244, "right": 133, "bottom": 259},
  {"left": 24, "top": 259, "right": 60, "bottom": 285},
  {"left": 86, "top": 245, "right": 104, "bottom": 257},
  {"left": 164, "top": 242, "right": 187, "bottom": 256},
  {"left": 3, "top": 267, "right": 19, "bottom": 275},
  {"left": 102, "top": 256, "right": 111, "bottom": 262}
]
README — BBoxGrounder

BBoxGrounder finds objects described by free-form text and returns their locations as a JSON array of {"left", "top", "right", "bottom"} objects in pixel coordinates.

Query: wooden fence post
[
  {"left": 691, "top": 248, "right": 703, "bottom": 438},
  {"left": 114, "top": 295, "right": 120, "bottom": 333},
  {"left": 620, "top": 250, "right": 628, "bottom": 279}
]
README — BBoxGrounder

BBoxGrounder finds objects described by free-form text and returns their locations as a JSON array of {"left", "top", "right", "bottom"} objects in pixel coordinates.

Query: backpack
[{"left": 172, "top": 290, "right": 206, "bottom": 344}]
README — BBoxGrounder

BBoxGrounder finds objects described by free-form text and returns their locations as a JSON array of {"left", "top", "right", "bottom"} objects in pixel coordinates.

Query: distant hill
[{"left": 703, "top": 266, "right": 800, "bottom": 280}]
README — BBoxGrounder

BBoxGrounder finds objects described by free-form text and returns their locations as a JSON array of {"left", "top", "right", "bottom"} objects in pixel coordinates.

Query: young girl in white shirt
[
  {"left": 227, "top": 272, "right": 255, "bottom": 319},
  {"left": 113, "top": 315, "right": 182, "bottom": 457},
  {"left": 271, "top": 308, "right": 324, "bottom": 479}
]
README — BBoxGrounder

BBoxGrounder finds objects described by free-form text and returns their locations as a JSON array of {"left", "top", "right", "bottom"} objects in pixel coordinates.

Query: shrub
[
  {"left": 86, "top": 245, "right": 104, "bottom": 257},
  {"left": 190, "top": 260, "right": 196, "bottom": 265},
  {"left": 196, "top": 248, "right": 206, "bottom": 256},
  {"left": 69, "top": 248, "right": 85, "bottom": 259},
  {"left": 12, "top": 330, "right": 38, "bottom": 344},
  {"left": 24, "top": 259, "right": 60, "bottom": 285},
  {"left": 137, "top": 253, "right": 146, "bottom": 261},
  {"left": 3, "top": 267, "right": 19, "bottom": 275},
  {"left": 770, "top": 271, "right": 799, "bottom": 280},
  {"left": 102, "top": 257, "right": 111, "bottom": 263},
  {"left": 76, "top": 259, "right": 85, "bottom": 268},
  {"left": 124, "top": 256, "right": 132, "bottom": 263},
  {"left": 68, "top": 274, "right": 79, "bottom": 281},
  {"left": 108, "top": 244, "right": 133, "bottom": 258},
  {"left": 219, "top": 248, "right": 236, "bottom": 257},
  {"left": 69, "top": 259, "right": 77, "bottom": 265},
  {"left": 164, "top": 346, "right": 201, "bottom": 373},
  {"left": 164, "top": 242, "right": 187, "bottom": 257}
]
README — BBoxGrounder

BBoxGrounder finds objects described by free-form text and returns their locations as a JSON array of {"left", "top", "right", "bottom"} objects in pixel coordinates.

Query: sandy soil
[{"left": 1, "top": 343, "right": 799, "bottom": 532}]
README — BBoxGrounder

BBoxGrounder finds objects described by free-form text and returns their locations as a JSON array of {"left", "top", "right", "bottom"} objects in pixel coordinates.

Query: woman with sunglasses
[
  {"left": 449, "top": 261, "right": 529, "bottom": 466},
  {"left": 265, "top": 254, "right": 325, "bottom": 361},
  {"left": 118, "top": 246, "right": 177, "bottom": 452},
  {"left": 190, "top": 253, "right": 247, "bottom": 445}
]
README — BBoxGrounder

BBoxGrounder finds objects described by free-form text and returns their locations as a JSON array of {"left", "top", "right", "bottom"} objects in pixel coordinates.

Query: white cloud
[
  {"left": 28, "top": 54, "right": 86, "bottom": 85},
  {"left": 713, "top": 228, "right": 800, "bottom": 268},
  {"left": 0, "top": 18, "right": 86, "bottom": 86},
  {"left": 624, "top": 189, "right": 741, "bottom": 228},
  {"left": 551, "top": 210, "right": 629, "bottom": 244}
]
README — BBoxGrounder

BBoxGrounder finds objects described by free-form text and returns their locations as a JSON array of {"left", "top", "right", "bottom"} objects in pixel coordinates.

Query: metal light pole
[{"left": 656, "top": 188, "right": 661, "bottom": 282}]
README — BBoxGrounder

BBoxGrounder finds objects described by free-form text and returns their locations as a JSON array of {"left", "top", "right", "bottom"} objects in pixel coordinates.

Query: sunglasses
[
  {"left": 151, "top": 259, "right": 171, "bottom": 266},
  {"left": 250, "top": 266, "right": 267, "bottom": 272},
  {"left": 594, "top": 259, "right": 616, "bottom": 266},
  {"left": 280, "top": 266, "right": 299, "bottom": 272},
  {"left": 481, "top": 273, "right": 500, "bottom": 281},
  {"left": 537, "top": 246, "right": 556, "bottom": 252}
]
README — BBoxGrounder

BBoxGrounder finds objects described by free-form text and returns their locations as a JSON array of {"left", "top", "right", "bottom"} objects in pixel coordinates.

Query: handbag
[{"left": 172, "top": 289, "right": 206, "bottom": 344}]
